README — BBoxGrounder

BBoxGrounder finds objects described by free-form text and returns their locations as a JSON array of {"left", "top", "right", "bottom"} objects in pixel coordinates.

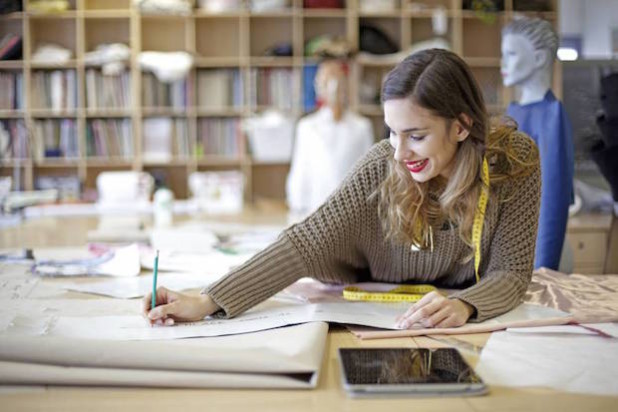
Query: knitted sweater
[{"left": 207, "top": 134, "right": 541, "bottom": 322}]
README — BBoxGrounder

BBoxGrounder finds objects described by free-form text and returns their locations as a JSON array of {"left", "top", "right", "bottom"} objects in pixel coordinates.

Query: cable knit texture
[{"left": 207, "top": 132, "right": 541, "bottom": 322}]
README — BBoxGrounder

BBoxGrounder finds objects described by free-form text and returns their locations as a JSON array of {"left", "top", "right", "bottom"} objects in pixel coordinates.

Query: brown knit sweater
[{"left": 207, "top": 133, "right": 541, "bottom": 322}]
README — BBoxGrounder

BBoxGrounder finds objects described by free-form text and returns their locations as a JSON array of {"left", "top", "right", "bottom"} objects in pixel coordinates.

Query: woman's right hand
[{"left": 142, "top": 287, "right": 220, "bottom": 326}]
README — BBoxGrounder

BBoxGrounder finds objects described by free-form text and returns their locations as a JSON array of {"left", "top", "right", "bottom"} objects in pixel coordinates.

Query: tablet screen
[{"left": 339, "top": 348, "right": 483, "bottom": 385}]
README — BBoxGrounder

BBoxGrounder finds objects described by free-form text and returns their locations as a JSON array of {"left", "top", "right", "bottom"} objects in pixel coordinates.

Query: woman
[{"left": 143, "top": 49, "right": 540, "bottom": 329}]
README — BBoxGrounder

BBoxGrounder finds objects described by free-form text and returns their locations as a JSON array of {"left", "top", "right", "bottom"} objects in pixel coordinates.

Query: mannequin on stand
[
  {"left": 501, "top": 17, "right": 574, "bottom": 271},
  {"left": 286, "top": 60, "right": 374, "bottom": 218}
]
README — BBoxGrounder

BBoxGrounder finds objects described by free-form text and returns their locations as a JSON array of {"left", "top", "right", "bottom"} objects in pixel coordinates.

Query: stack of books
[
  {"left": 197, "top": 69, "right": 243, "bottom": 109},
  {"left": 86, "top": 119, "right": 133, "bottom": 159},
  {"left": 33, "top": 119, "right": 79, "bottom": 159},
  {"left": 250, "top": 68, "right": 295, "bottom": 110},
  {"left": 172, "top": 119, "right": 191, "bottom": 157},
  {"left": 0, "top": 71, "right": 23, "bottom": 110},
  {"left": 141, "top": 72, "right": 188, "bottom": 109},
  {"left": 85, "top": 69, "right": 131, "bottom": 109},
  {"left": 31, "top": 70, "right": 77, "bottom": 111},
  {"left": 197, "top": 118, "right": 242, "bottom": 157},
  {"left": 0, "top": 34, "right": 22, "bottom": 60},
  {"left": 0, "top": 119, "right": 28, "bottom": 159}
]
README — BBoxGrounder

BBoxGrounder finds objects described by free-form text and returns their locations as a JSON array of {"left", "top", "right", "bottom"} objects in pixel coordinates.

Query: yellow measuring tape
[
  {"left": 472, "top": 157, "right": 490, "bottom": 284},
  {"left": 343, "top": 157, "right": 490, "bottom": 302},
  {"left": 343, "top": 285, "right": 437, "bottom": 303}
]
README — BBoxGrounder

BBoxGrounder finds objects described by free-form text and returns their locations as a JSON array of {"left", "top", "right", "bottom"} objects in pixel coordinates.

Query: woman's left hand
[{"left": 395, "top": 291, "right": 475, "bottom": 329}]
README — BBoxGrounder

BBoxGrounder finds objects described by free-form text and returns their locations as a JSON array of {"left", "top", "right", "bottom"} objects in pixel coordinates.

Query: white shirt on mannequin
[{"left": 286, "top": 107, "right": 374, "bottom": 216}]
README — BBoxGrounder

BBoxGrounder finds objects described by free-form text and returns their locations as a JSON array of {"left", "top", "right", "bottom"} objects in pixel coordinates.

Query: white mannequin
[
  {"left": 286, "top": 61, "right": 374, "bottom": 219},
  {"left": 501, "top": 21, "right": 555, "bottom": 104}
]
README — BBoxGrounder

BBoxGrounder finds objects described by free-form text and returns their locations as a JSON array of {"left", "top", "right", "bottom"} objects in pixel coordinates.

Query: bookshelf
[{"left": 0, "top": 0, "right": 560, "bottom": 201}]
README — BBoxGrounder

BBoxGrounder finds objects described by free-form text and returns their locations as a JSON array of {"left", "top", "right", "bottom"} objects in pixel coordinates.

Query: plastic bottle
[{"left": 153, "top": 186, "right": 174, "bottom": 227}]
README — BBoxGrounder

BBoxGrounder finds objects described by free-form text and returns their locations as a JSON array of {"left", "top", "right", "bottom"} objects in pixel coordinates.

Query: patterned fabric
[
  {"left": 207, "top": 133, "right": 541, "bottom": 322},
  {"left": 525, "top": 268, "right": 618, "bottom": 323}
]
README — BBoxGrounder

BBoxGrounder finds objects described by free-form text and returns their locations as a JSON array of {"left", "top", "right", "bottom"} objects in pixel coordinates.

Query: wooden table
[{"left": 1, "top": 208, "right": 616, "bottom": 411}]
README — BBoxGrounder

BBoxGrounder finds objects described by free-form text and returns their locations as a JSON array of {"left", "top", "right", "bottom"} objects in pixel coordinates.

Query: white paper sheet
[
  {"left": 0, "top": 314, "right": 15, "bottom": 333},
  {"left": 507, "top": 322, "right": 618, "bottom": 338},
  {"left": 63, "top": 272, "right": 215, "bottom": 299},
  {"left": 150, "top": 228, "right": 219, "bottom": 254},
  {"left": 0, "top": 277, "right": 39, "bottom": 300},
  {"left": 140, "top": 248, "right": 252, "bottom": 275},
  {"left": 348, "top": 303, "right": 573, "bottom": 339},
  {"left": 33, "top": 244, "right": 140, "bottom": 277},
  {"left": 87, "top": 216, "right": 149, "bottom": 243},
  {"left": 476, "top": 331, "right": 618, "bottom": 396},
  {"left": 24, "top": 301, "right": 571, "bottom": 341},
  {"left": 42, "top": 301, "right": 407, "bottom": 340}
]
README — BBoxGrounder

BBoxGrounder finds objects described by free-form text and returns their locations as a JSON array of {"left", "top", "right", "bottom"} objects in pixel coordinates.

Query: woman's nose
[{"left": 393, "top": 138, "right": 410, "bottom": 162}]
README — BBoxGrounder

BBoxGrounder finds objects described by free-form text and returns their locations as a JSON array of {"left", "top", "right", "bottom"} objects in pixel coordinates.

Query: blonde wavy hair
[{"left": 377, "top": 49, "right": 538, "bottom": 259}]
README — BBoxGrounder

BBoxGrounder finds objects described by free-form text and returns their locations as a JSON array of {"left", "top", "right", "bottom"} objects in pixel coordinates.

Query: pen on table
[{"left": 151, "top": 249, "right": 159, "bottom": 311}]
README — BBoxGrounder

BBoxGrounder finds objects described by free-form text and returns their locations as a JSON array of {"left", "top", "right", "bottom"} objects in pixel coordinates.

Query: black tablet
[{"left": 338, "top": 348, "right": 487, "bottom": 397}]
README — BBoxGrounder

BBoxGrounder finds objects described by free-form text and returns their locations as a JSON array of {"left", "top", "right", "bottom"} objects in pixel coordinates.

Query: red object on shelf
[{"left": 304, "top": 0, "right": 343, "bottom": 8}]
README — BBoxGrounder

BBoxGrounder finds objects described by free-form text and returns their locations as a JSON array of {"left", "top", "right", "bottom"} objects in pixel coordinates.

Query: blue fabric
[
  {"left": 507, "top": 90, "right": 574, "bottom": 270},
  {"left": 303, "top": 64, "right": 318, "bottom": 112}
]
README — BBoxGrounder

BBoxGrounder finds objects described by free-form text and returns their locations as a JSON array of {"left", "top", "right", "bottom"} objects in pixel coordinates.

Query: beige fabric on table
[
  {"left": 207, "top": 134, "right": 541, "bottom": 322},
  {"left": 525, "top": 268, "right": 618, "bottom": 323}
]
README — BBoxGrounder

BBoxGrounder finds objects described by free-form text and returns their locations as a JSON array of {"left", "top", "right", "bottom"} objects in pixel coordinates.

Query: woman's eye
[{"left": 410, "top": 135, "right": 425, "bottom": 141}]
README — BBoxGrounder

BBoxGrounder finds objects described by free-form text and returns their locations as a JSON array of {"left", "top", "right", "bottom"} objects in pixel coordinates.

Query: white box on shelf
[
  {"left": 245, "top": 110, "right": 294, "bottom": 163},
  {"left": 142, "top": 117, "right": 173, "bottom": 163}
]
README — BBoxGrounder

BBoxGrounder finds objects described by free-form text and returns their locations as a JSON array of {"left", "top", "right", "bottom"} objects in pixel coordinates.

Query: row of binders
[
  {"left": 86, "top": 119, "right": 133, "bottom": 158},
  {"left": 1, "top": 119, "right": 248, "bottom": 161},
  {"left": 0, "top": 119, "right": 28, "bottom": 159},
  {"left": 197, "top": 118, "right": 243, "bottom": 157},
  {"left": 32, "top": 119, "right": 79, "bottom": 159},
  {"left": 86, "top": 69, "right": 131, "bottom": 109},
  {"left": 2, "top": 68, "right": 301, "bottom": 111},
  {"left": 31, "top": 70, "right": 77, "bottom": 111},
  {"left": 0, "top": 71, "right": 23, "bottom": 110}
]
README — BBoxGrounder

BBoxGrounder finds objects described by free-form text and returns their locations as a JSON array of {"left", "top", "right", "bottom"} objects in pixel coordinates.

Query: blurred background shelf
[{"left": 0, "top": 0, "right": 560, "bottom": 201}]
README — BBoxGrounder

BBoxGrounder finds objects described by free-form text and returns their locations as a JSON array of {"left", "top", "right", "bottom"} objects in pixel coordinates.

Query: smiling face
[
  {"left": 384, "top": 98, "right": 469, "bottom": 182},
  {"left": 501, "top": 33, "right": 539, "bottom": 87}
]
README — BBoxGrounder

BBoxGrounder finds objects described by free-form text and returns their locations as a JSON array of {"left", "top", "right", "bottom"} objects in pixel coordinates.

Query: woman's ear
[{"left": 454, "top": 113, "right": 472, "bottom": 142}]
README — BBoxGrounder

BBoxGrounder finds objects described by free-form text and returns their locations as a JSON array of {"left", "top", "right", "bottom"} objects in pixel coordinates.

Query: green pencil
[{"left": 151, "top": 250, "right": 159, "bottom": 310}]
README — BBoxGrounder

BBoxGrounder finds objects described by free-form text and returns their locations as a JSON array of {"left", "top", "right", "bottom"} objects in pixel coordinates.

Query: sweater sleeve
[
  {"left": 206, "top": 142, "right": 390, "bottom": 317},
  {"left": 450, "top": 136, "right": 541, "bottom": 322}
]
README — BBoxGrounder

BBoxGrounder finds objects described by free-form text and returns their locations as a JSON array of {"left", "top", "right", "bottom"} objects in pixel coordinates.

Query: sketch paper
[
  {"left": 507, "top": 322, "right": 618, "bottom": 338},
  {"left": 19, "top": 302, "right": 572, "bottom": 341},
  {"left": 42, "top": 301, "right": 406, "bottom": 340},
  {"left": 476, "top": 331, "right": 618, "bottom": 396},
  {"left": 347, "top": 303, "right": 573, "bottom": 340},
  {"left": 0, "top": 277, "right": 39, "bottom": 300},
  {"left": 63, "top": 272, "right": 216, "bottom": 299}
]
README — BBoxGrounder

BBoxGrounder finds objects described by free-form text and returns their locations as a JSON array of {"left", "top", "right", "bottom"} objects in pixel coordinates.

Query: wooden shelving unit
[{"left": 0, "top": 0, "right": 559, "bottom": 201}]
